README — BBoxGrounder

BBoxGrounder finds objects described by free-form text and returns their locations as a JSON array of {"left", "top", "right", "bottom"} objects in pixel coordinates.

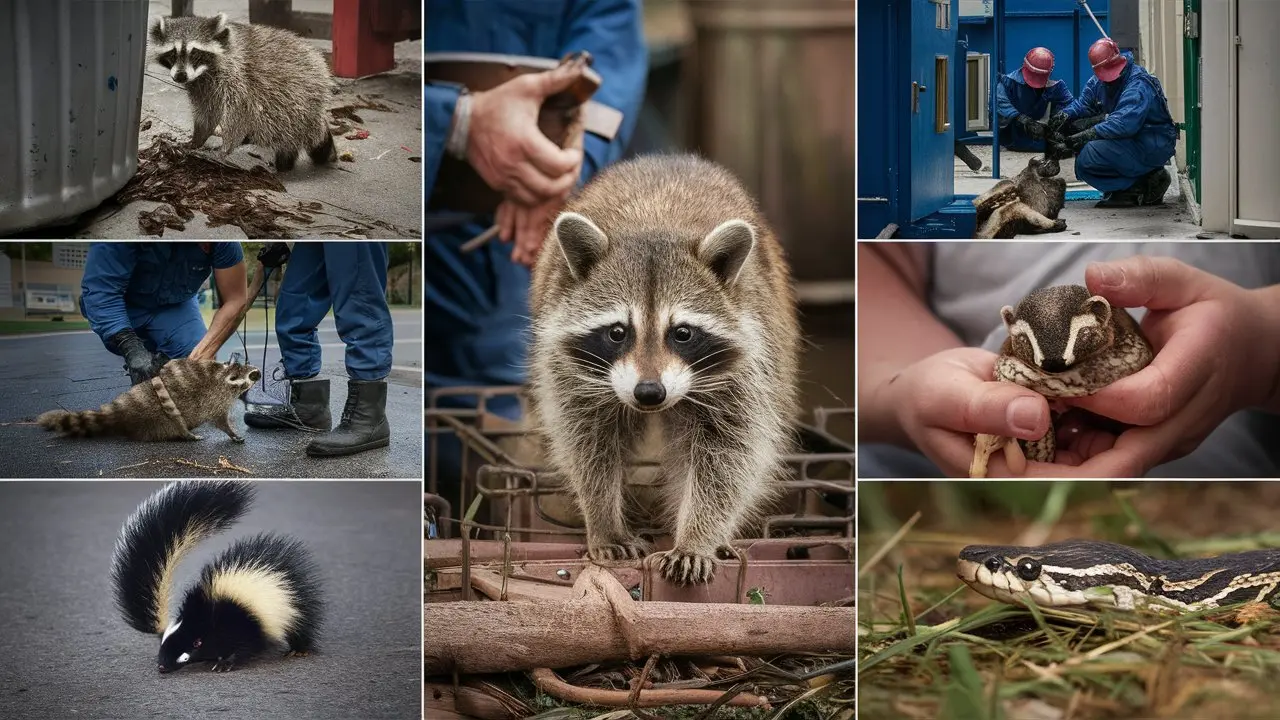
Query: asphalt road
[
  {"left": 0, "top": 481, "right": 422, "bottom": 719},
  {"left": 0, "top": 312, "right": 422, "bottom": 478}
]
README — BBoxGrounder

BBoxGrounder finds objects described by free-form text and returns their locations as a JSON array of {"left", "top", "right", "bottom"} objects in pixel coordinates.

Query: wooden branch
[
  {"left": 424, "top": 565, "right": 856, "bottom": 675},
  {"left": 530, "top": 667, "right": 770, "bottom": 709}
]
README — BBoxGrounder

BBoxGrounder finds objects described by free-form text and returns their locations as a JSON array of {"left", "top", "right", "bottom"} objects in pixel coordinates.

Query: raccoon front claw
[
  {"left": 656, "top": 549, "right": 717, "bottom": 586},
  {"left": 587, "top": 539, "right": 651, "bottom": 563}
]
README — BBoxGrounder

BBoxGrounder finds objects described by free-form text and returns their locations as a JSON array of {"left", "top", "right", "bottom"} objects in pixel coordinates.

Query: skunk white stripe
[
  {"left": 161, "top": 620, "right": 182, "bottom": 644},
  {"left": 207, "top": 566, "right": 298, "bottom": 643}
]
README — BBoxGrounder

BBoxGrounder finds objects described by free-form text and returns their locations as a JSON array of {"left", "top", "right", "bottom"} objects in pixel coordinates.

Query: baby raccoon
[
  {"left": 38, "top": 359, "right": 261, "bottom": 442},
  {"left": 149, "top": 13, "right": 336, "bottom": 171},
  {"left": 1000, "top": 284, "right": 1148, "bottom": 375},
  {"left": 528, "top": 154, "right": 801, "bottom": 586}
]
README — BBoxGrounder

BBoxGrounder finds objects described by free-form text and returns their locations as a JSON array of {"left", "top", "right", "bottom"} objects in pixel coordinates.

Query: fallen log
[{"left": 424, "top": 565, "right": 855, "bottom": 675}]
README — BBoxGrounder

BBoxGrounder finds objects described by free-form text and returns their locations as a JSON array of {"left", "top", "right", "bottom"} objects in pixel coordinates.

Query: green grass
[
  {"left": 858, "top": 486, "right": 1280, "bottom": 720},
  {"left": 0, "top": 319, "right": 90, "bottom": 334}
]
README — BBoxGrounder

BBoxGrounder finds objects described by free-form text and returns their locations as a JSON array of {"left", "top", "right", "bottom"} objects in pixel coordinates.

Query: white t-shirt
[{"left": 925, "top": 242, "right": 1280, "bottom": 477}]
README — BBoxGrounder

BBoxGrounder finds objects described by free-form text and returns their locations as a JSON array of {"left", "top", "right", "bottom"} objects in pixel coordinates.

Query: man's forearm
[
  {"left": 1252, "top": 284, "right": 1280, "bottom": 414},
  {"left": 189, "top": 298, "right": 247, "bottom": 360},
  {"left": 857, "top": 244, "right": 966, "bottom": 444}
]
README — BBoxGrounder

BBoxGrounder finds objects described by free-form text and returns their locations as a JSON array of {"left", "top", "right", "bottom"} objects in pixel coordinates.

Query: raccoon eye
[
  {"left": 672, "top": 326, "right": 693, "bottom": 343},
  {"left": 607, "top": 325, "right": 627, "bottom": 343},
  {"left": 157, "top": 50, "right": 176, "bottom": 68}
]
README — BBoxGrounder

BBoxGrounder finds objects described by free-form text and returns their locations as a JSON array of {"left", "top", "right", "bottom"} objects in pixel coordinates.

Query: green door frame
[{"left": 1183, "top": 0, "right": 1201, "bottom": 202}]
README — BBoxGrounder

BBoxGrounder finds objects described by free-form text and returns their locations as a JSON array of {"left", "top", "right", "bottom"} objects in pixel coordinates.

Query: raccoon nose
[
  {"left": 173, "top": 69, "right": 188, "bottom": 83},
  {"left": 633, "top": 381, "right": 666, "bottom": 407},
  {"left": 1041, "top": 358, "right": 1068, "bottom": 373}
]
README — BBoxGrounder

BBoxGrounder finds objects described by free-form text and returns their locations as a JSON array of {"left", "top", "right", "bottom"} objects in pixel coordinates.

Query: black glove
[
  {"left": 1073, "top": 113, "right": 1108, "bottom": 132},
  {"left": 1014, "top": 115, "right": 1047, "bottom": 140},
  {"left": 1048, "top": 111, "right": 1070, "bottom": 133},
  {"left": 1066, "top": 127, "right": 1098, "bottom": 152},
  {"left": 257, "top": 242, "right": 291, "bottom": 268},
  {"left": 110, "top": 328, "right": 160, "bottom": 386}
]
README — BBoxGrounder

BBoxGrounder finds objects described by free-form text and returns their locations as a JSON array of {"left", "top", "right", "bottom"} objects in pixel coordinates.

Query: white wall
[
  {"left": 1138, "top": 0, "right": 1185, "bottom": 170},
  {"left": 1200, "top": 0, "right": 1230, "bottom": 233}
]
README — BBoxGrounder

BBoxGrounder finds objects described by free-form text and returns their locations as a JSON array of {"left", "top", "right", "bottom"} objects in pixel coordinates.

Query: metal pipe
[
  {"left": 1076, "top": 0, "right": 1109, "bottom": 39},
  {"left": 992, "top": 0, "right": 1004, "bottom": 180}
]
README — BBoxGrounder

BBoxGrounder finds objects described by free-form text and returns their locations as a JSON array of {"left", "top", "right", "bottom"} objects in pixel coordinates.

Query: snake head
[{"left": 1000, "top": 285, "right": 1115, "bottom": 373}]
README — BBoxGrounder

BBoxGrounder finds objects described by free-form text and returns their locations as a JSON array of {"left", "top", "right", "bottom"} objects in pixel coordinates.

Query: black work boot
[
  {"left": 1096, "top": 187, "right": 1141, "bottom": 208},
  {"left": 305, "top": 379, "right": 390, "bottom": 457},
  {"left": 1137, "top": 168, "right": 1170, "bottom": 206},
  {"left": 244, "top": 377, "right": 332, "bottom": 431}
]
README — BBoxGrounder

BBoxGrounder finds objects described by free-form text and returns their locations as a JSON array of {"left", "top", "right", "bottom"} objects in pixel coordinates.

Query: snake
[
  {"left": 958, "top": 540, "right": 1280, "bottom": 613},
  {"left": 968, "top": 286, "right": 1155, "bottom": 478}
]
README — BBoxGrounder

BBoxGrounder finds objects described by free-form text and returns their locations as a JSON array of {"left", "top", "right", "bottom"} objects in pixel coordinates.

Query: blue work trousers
[
  {"left": 276, "top": 242, "right": 393, "bottom": 381},
  {"left": 1076, "top": 136, "right": 1174, "bottom": 193},
  {"left": 87, "top": 296, "right": 205, "bottom": 360}
]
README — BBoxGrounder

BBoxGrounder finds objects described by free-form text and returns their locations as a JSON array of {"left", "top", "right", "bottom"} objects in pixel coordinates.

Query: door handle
[{"left": 912, "top": 82, "right": 929, "bottom": 113}]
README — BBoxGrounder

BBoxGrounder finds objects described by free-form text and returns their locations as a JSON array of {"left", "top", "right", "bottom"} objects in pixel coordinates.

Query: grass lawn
[{"left": 0, "top": 319, "right": 90, "bottom": 335}]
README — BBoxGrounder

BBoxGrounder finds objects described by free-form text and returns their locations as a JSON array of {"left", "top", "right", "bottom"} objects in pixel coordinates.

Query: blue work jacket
[
  {"left": 994, "top": 68, "right": 1073, "bottom": 124},
  {"left": 1062, "top": 52, "right": 1178, "bottom": 146},
  {"left": 81, "top": 242, "right": 243, "bottom": 340}
]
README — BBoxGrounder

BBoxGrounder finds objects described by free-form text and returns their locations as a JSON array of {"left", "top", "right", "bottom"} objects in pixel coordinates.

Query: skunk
[{"left": 110, "top": 481, "right": 324, "bottom": 673}]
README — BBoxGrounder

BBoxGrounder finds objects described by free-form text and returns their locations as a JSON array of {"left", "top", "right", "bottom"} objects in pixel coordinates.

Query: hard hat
[
  {"left": 1021, "top": 47, "right": 1054, "bottom": 88},
  {"left": 1088, "top": 38, "right": 1127, "bottom": 82}
]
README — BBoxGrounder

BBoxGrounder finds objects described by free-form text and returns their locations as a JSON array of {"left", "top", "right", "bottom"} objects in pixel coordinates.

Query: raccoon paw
[
  {"left": 229, "top": 433, "right": 245, "bottom": 444},
  {"left": 587, "top": 539, "right": 651, "bottom": 563},
  {"left": 656, "top": 549, "right": 717, "bottom": 586},
  {"left": 1050, "top": 219, "right": 1067, "bottom": 232}
]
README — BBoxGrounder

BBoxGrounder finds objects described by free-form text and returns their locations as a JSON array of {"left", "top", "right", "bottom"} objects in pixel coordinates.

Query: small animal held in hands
[
  {"left": 37, "top": 358, "right": 261, "bottom": 442},
  {"left": 972, "top": 156, "right": 1068, "bottom": 239},
  {"left": 969, "top": 284, "right": 1154, "bottom": 478},
  {"left": 112, "top": 481, "right": 323, "bottom": 673},
  {"left": 149, "top": 13, "right": 337, "bottom": 171},
  {"left": 528, "top": 153, "right": 801, "bottom": 586}
]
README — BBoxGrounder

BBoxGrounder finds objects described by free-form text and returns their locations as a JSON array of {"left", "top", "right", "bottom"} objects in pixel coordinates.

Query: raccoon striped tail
[
  {"left": 36, "top": 407, "right": 120, "bottom": 437},
  {"left": 111, "top": 481, "right": 256, "bottom": 635}
]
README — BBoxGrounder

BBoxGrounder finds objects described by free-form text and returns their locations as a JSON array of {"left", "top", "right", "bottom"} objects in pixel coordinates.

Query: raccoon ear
[
  {"left": 1000, "top": 305, "right": 1016, "bottom": 329},
  {"left": 1084, "top": 295, "right": 1112, "bottom": 325},
  {"left": 211, "top": 12, "right": 230, "bottom": 40},
  {"left": 554, "top": 212, "right": 608, "bottom": 281},
  {"left": 697, "top": 219, "right": 755, "bottom": 286},
  {"left": 150, "top": 16, "right": 167, "bottom": 42}
]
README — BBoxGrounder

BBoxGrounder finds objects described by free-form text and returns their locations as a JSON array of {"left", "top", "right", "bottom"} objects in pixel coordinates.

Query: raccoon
[
  {"left": 528, "top": 154, "right": 801, "bottom": 586},
  {"left": 37, "top": 359, "right": 261, "bottom": 442},
  {"left": 149, "top": 13, "right": 337, "bottom": 171},
  {"left": 972, "top": 156, "right": 1069, "bottom": 239}
]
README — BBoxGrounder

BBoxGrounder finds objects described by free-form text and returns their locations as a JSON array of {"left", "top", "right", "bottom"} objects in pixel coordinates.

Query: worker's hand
[
  {"left": 257, "top": 242, "right": 291, "bottom": 268},
  {"left": 1048, "top": 111, "right": 1070, "bottom": 132},
  {"left": 111, "top": 328, "right": 162, "bottom": 386},
  {"left": 496, "top": 199, "right": 559, "bottom": 268},
  {"left": 876, "top": 347, "right": 1053, "bottom": 477},
  {"left": 1014, "top": 256, "right": 1280, "bottom": 478},
  {"left": 1065, "top": 127, "right": 1097, "bottom": 152},
  {"left": 1015, "top": 115, "right": 1047, "bottom": 140},
  {"left": 466, "top": 56, "right": 589, "bottom": 206}
]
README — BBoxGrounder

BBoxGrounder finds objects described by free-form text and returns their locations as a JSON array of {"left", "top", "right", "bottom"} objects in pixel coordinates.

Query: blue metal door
[{"left": 908, "top": 0, "right": 958, "bottom": 221}]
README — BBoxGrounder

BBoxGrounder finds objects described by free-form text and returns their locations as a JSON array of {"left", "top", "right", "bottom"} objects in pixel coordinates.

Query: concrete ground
[
  {"left": 0, "top": 310, "right": 422, "bottom": 478},
  {"left": 955, "top": 143, "right": 1222, "bottom": 239},
  {"left": 0, "top": 481, "right": 422, "bottom": 719},
  {"left": 46, "top": 0, "right": 422, "bottom": 239}
]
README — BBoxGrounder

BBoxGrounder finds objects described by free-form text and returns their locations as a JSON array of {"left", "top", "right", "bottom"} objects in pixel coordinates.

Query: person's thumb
[
  {"left": 524, "top": 57, "right": 588, "bottom": 99},
  {"left": 1085, "top": 255, "right": 1233, "bottom": 311},
  {"left": 922, "top": 377, "right": 1050, "bottom": 441}
]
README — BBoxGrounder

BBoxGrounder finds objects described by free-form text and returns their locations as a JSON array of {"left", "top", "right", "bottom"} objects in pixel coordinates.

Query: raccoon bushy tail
[
  {"left": 37, "top": 407, "right": 118, "bottom": 437},
  {"left": 110, "top": 481, "right": 255, "bottom": 635}
]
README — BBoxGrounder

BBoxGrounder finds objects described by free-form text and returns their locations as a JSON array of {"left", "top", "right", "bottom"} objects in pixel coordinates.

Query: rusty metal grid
[{"left": 425, "top": 385, "right": 855, "bottom": 542}]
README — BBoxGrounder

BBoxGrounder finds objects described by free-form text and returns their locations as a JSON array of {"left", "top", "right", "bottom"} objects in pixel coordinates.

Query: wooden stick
[
  {"left": 530, "top": 667, "right": 771, "bottom": 709},
  {"left": 424, "top": 565, "right": 855, "bottom": 675},
  {"left": 460, "top": 224, "right": 500, "bottom": 252}
]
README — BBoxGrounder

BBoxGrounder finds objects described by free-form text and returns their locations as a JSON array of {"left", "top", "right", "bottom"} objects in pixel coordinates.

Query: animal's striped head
[
  {"left": 219, "top": 360, "right": 261, "bottom": 392},
  {"left": 1000, "top": 284, "right": 1114, "bottom": 373},
  {"left": 543, "top": 212, "right": 756, "bottom": 412},
  {"left": 149, "top": 13, "right": 231, "bottom": 85}
]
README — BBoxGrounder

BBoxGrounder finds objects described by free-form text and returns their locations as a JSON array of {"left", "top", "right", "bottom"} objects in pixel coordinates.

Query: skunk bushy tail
[{"left": 111, "top": 481, "right": 255, "bottom": 635}]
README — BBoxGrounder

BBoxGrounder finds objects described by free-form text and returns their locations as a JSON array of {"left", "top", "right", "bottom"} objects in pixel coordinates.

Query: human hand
[
  {"left": 1065, "top": 127, "right": 1097, "bottom": 152},
  {"left": 879, "top": 347, "right": 1053, "bottom": 477},
  {"left": 1048, "top": 111, "right": 1069, "bottom": 132},
  {"left": 465, "top": 57, "right": 588, "bottom": 206},
  {"left": 1014, "top": 256, "right": 1280, "bottom": 477},
  {"left": 496, "top": 199, "right": 560, "bottom": 268},
  {"left": 1015, "top": 115, "right": 1047, "bottom": 140}
]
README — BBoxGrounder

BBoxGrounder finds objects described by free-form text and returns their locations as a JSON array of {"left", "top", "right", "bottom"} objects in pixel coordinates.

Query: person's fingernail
[
  {"left": 1007, "top": 397, "right": 1043, "bottom": 435},
  {"left": 1094, "top": 262, "right": 1124, "bottom": 288}
]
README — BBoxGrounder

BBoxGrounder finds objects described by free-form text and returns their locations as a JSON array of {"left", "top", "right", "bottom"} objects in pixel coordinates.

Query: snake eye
[
  {"left": 1016, "top": 558, "right": 1042, "bottom": 581},
  {"left": 984, "top": 557, "right": 1002, "bottom": 573}
]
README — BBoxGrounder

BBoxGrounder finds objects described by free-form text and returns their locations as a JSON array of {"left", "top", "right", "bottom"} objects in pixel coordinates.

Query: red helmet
[
  {"left": 1089, "top": 38, "right": 1127, "bottom": 82},
  {"left": 1021, "top": 47, "right": 1054, "bottom": 88}
]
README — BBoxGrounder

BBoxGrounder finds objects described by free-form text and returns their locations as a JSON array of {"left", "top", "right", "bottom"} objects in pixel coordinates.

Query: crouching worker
[
  {"left": 81, "top": 242, "right": 248, "bottom": 385},
  {"left": 1047, "top": 38, "right": 1178, "bottom": 208},
  {"left": 995, "top": 47, "right": 1073, "bottom": 152},
  {"left": 243, "top": 242, "right": 394, "bottom": 458}
]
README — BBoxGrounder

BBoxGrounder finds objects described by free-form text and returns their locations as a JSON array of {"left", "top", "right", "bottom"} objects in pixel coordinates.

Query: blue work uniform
[
  {"left": 275, "top": 242, "right": 393, "bottom": 382},
  {"left": 425, "top": 0, "right": 647, "bottom": 503},
  {"left": 1061, "top": 52, "right": 1178, "bottom": 193},
  {"left": 81, "top": 242, "right": 243, "bottom": 359},
  {"left": 994, "top": 69, "right": 1073, "bottom": 152}
]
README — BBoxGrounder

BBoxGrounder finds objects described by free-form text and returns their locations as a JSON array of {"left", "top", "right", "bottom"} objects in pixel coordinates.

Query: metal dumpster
[{"left": 0, "top": 0, "right": 149, "bottom": 235}]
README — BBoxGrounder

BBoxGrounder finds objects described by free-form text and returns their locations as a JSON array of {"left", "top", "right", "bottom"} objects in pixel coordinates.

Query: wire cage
[{"left": 425, "top": 385, "right": 856, "bottom": 605}]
